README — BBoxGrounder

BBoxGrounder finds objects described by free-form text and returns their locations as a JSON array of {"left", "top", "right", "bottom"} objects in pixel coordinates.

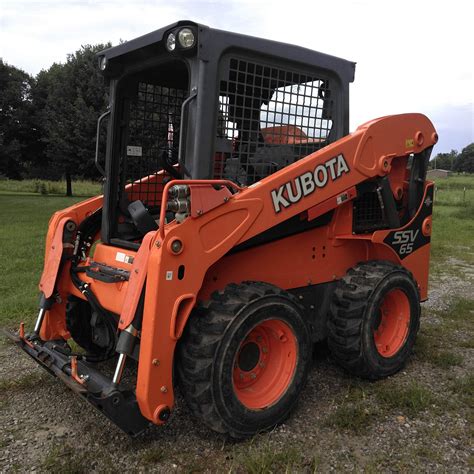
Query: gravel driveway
[{"left": 1, "top": 260, "right": 472, "bottom": 473}]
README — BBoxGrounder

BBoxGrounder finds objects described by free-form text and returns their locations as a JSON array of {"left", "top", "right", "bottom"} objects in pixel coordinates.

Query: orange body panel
[{"left": 37, "top": 113, "right": 437, "bottom": 425}]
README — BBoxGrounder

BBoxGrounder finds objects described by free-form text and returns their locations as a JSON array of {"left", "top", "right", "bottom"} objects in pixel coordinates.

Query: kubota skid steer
[{"left": 9, "top": 21, "right": 437, "bottom": 438}]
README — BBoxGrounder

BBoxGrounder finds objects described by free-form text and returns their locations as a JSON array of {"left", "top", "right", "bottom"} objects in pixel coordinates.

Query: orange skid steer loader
[{"left": 9, "top": 21, "right": 437, "bottom": 438}]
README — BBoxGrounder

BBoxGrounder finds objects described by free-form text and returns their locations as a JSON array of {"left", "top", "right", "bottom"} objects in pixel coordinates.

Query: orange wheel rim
[
  {"left": 373, "top": 288, "right": 410, "bottom": 358},
  {"left": 232, "top": 319, "right": 298, "bottom": 410}
]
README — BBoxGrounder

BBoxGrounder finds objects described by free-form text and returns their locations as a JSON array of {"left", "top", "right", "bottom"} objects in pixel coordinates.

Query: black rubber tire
[
  {"left": 177, "top": 282, "right": 311, "bottom": 438},
  {"left": 327, "top": 261, "right": 420, "bottom": 380}
]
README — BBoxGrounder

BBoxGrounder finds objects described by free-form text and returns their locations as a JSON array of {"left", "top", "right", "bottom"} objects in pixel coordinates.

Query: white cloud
[{"left": 1, "top": 0, "right": 472, "bottom": 151}]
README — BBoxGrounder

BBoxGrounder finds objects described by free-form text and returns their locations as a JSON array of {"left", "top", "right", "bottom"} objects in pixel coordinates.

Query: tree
[
  {"left": 39, "top": 43, "right": 110, "bottom": 195},
  {"left": 431, "top": 149, "right": 458, "bottom": 171},
  {"left": 0, "top": 60, "right": 41, "bottom": 178},
  {"left": 454, "top": 143, "right": 474, "bottom": 173}
]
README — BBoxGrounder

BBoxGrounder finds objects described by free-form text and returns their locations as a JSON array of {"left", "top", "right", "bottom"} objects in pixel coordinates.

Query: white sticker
[
  {"left": 127, "top": 145, "right": 142, "bottom": 157},
  {"left": 166, "top": 271, "right": 173, "bottom": 281},
  {"left": 116, "top": 252, "right": 134, "bottom": 264},
  {"left": 336, "top": 193, "right": 348, "bottom": 205}
]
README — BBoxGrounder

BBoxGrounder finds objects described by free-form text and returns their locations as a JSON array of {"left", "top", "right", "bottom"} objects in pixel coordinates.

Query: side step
[{"left": 4, "top": 329, "right": 150, "bottom": 437}]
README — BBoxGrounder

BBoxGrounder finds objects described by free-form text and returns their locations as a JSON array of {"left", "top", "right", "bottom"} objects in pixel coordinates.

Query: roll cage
[{"left": 97, "top": 21, "right": 355, "bottom": 246}]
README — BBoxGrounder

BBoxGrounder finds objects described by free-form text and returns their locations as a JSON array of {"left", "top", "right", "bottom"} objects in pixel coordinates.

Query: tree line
[
  {"left": 430, "top": 146, "right": 474, "bottom": 173},
  {"left": 0, "top": 43, "right": 110, "bottom": 195},
  {"left": 1, "top": 44, "right": 473, "bottom": 196}
]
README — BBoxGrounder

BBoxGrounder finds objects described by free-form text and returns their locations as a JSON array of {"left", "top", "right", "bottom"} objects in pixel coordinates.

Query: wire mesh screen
[
  {"left": 353, "top": 191, "right": 388, "bottom": 233},
  {"left": 122, "top": 82, "right": 187, "bottom": 206},
  {"left": 214, "top": 58, "right": 334, "bottom": 184}
]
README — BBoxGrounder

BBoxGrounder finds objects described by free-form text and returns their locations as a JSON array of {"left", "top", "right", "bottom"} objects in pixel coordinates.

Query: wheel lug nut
[
  {"left": 256, "top": 336, "right": 262, "bottom": 342},
  {"left": 259, "top": 362, "right": 265, "bottom": 368},
  {"left": 262, "top": 347, "right": 268, "bottom": 353},
  {"left": 250, "top": 373, "right": 256, "bottom": 379}
]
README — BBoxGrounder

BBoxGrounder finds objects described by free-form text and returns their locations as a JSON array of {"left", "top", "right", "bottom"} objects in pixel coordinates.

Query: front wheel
[
  {"left": 327, "top": 261, "right": 420, "bottom": 380},
  {"left": 177, "top": 282, "right": 311, "bottom": 438}
]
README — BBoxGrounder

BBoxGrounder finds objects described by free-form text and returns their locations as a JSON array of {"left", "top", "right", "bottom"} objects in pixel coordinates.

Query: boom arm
[{"left": 136, "top": 113, "right": 437, "bottom": 422}]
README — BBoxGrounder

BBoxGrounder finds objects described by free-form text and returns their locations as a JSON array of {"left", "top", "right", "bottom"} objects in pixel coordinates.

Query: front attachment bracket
[{"left": 4, "top": 329, "right": 150, "bottom": 437}]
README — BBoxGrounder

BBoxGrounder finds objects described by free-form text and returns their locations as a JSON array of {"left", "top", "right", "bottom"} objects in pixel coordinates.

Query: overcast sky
[{"left": 1, "top": 0, "right": 472, "bottom": 153}]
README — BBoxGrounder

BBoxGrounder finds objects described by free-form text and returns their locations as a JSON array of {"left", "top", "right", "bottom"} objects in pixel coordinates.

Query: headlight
[
  {"left": 166, "top": 33, "right": 176, "bottom": 51},
  {"left": 178, "top": 28, "right": 195, "bottom": 48},
  {"left": 98, "top": 55, "right": 107, "bottom": 71}
]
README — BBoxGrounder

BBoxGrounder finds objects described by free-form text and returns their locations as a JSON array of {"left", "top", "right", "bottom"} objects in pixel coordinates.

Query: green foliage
[
  {"left": 431, "top": 145, "right": 474, "bottom": 173},
  {"left": 36, "top": 44, "right": 111, "bottom": 195},
  {"left": 456, "top": 143, "right": 474, "bottom": 173},
  {"left": 0, "top": 60, "right": 41, "bottom": 179},
  {"left": 431, "top": 149, "right": 458, "bottom": 171},
  {"left": 1, "top": 44, "right": 111, "bottom": 195}
]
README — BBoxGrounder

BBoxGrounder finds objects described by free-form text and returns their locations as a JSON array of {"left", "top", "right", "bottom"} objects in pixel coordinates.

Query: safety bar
[{"left": 178, "top": 89, "right": 197, "bottom": 177}]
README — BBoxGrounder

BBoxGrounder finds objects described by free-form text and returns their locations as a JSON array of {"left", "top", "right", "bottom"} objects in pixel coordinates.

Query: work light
[
  {"left": 178, "top": 28, "right": 195, "bottom": 48},
  {"left": 98, "top": 55, "right": 107, "bottom": 71},
  {"left": 166, "top": 33, "right": 176, "bottom": 51}
]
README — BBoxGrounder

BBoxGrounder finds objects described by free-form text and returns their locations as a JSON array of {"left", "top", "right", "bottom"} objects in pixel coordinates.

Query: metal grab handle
[
  {"left": 178, "top": 89, "right": 197, "bottom": 177},
  {"left": 95, "top": 110, "right": 111, "bottom": 177}
]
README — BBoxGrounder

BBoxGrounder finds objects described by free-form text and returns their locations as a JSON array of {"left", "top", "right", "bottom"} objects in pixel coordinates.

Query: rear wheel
[
  {"left": 327, "top": 261, "right": 420, "bottom": 380},
  {"left": 177, "top": 282, "right": 311, "bottom": 438}
]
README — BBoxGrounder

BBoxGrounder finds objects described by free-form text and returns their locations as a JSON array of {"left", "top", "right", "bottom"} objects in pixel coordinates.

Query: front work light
[
  {"left": 178, "top": 28, "right": 195, "bottom": 48},
  {"left": 98, "top": 55, "right": 107, "bottom": 71},
  {"left": 166, "top": 33, "right": 176, "bottom": 51}
]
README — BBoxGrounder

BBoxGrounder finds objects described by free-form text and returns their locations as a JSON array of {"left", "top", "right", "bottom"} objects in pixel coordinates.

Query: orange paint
[
  {"left": 33, "top": 113, "right": 436, "bottom": 426},
  {"left": 233, "top": 319, "right": 298, "bottom": 409},
  {"left": 373, "top": 289, "right": 410, "bottom": 357}
]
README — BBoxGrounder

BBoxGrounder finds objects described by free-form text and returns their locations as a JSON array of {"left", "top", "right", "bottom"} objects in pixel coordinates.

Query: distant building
[{"left": 427, "top": 169, "right": 451, "bottom": 179}]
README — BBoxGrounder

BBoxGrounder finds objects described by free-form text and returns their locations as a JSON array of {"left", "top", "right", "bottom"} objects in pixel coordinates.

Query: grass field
[
  {"left": 1, "top": 175, "right": 472, "bottom": 327},
  {"left": 0, "top": 178, "right": 102, "bottom": 197},
  {"left": 0, "top": 175, "right": 473, "bottom": 472}
]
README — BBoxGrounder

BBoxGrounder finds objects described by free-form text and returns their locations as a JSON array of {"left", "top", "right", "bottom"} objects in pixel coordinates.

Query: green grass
[
  {"left": 430, "top": 175, "right": 474, "bottom": 270},
  {"left": 0, "top": 194, "right": 84, "bottom": 326},
  {"left": 0, "top": 371, "right": 50, "bottom": 395},
  {"left": 0, "top": 175, "right": 472, "bottom": 472},
  {"left": 141, "top": 446, "right": 166, "bottom": 464},
  {"left": 324, "top": 402, "right": 376, "bottom": 433},
  {"left": 374, "top": 380, "right": 436, "bottom": 417},
  {"left": 40, "top": 444, "right": 90, "bottom": 474},
  {"left": 432, "top": 351, "right": 464, "bottom": 368},
  {"left": 0, "top": 179, "right": 102, "bottom": 197},
  {"left": 450, "top": 374, "right": 474, "bottom": 407},
  {"left": 231, "top": 439, "right": 305, "bottom": 474},
  {"left": 0, "top": 175, "right": 471, "bottom": 328}
]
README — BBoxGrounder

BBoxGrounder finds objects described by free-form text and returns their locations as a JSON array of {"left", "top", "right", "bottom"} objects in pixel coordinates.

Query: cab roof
[{"left": 99, "top": 20, "right": 356, "bottom": 84}]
